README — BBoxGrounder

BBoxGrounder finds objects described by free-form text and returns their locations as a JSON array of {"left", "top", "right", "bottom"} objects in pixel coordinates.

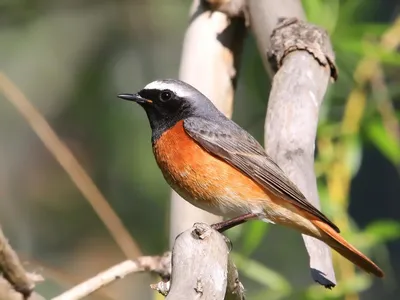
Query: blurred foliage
[{"left": 0, "top": 0, "right": 399, "bottom": 300}]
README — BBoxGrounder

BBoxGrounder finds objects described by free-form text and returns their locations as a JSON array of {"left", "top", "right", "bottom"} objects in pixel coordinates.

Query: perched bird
[{"left": 118, "top": 79, "right": 384, "bottom": 278}]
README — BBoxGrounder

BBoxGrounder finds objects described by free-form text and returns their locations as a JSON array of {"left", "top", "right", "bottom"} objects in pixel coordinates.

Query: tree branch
[
  {"left": 264, "top": 18, "right": 338, "bottom": 287},
  {"left": 170, "top": 0, "right": 247, "bottom": 245},
  {"left": 153, "top": 223, "right": 245, "bottom": 300},
  {"left": 0, "top": 226, "right": 44, "bottom": 299},
  {"left": 0, "top": 226, "right": 35, "bottom": 297},
  {"left": 0, "top": 277, "right": 45, "bottom": 300},
  {"left": 51, "top": 253, "right": 171, "bottom": 300}
]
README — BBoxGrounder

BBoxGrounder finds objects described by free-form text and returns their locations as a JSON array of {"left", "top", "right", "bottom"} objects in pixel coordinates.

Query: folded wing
[{"left": 184, "top": 117, "right": 340, "bottom": 233}]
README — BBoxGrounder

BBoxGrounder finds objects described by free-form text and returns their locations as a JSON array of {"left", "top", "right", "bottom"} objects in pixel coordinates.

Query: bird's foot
[{"left": 211, "top": 213, "right": 258, "bottom": 233}]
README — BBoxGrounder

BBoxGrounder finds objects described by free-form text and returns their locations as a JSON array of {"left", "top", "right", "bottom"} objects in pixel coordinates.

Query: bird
[{"left": 118, "top": 79, "right": 384, "bottom": 278}]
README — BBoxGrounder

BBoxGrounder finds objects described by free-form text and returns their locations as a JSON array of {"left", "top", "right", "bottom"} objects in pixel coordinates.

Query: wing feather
[{"left": 184, "top": 117, "right": 340, "bottom": 233}]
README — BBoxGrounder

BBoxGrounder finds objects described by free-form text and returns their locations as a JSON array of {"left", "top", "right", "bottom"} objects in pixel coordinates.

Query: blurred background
[{"left": 0, "top": 0, "right": 399, "bottom": 299}]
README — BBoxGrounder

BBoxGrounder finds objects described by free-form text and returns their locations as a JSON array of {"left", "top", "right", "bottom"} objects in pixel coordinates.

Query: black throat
[{"left": 145, "top": 108, "right": 182, "bottom": 144}]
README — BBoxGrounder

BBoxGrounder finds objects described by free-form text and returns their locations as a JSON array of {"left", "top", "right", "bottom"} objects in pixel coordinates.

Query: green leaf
[
  {"left": 366, "top": 119, "right": 400, "bottom": 165},
  {"left": 365, "top": 220, "right": 400, "bottom": 243},
  {"left": 231, "top": 252, "right": 291, "bottom": 294},
  {"left": 335, "top": 40, "right": 400, "bottom": 65},
  {"left": 344, "top": 135, "right": 362, "bottom": 177},
  {"left": 336, "top": 0, "right": 375, "bottom": 30},
  {"left": 352, "top": 220, "right": 400, "bottom": 250},
  {"left": 334, "top": 23, "right": 389, "bottom": 38},
  {"left": 241, "top": 221, "right": 268, "bottom": 256}
]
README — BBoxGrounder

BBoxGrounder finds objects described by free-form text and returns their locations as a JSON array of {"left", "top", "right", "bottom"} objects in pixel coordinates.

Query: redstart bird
[{"left": 118, "top": 79, "right": 384, "bottom": 278}]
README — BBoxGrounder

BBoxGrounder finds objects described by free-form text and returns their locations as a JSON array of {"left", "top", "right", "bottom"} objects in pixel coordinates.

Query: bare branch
[
  {"left": 0, "top": 72, "right": 141, "bottom": 260},
  {"left": 0, "top": 226, "right": 44, "bottom": 299},
  {"left": 171, "top": 0, "right": 246, "bottom": 245},
  {"left": 245, "top": 0, "right": 339, "bottom": 286},
  {"left": 51, "top": 254, "right": 171, "bottom": 300},
  {"left": 154, "top": 223, "right": 244, "bottom": 300},
  {"left": 264, "top": 17, "right": 337, "bottom": 287},
  {"left": 18, "top": 253, "right": 114, "bottom": 300},
  {"left": 0, "top": 226, "right": 35, "bottom": 297},
  {"left": 0, "top": 277, "right": 45, "bottom": 300}
]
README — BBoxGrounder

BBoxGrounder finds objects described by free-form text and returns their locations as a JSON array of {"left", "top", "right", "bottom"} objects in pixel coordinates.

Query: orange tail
[{"left": 311, "top": 219, "right": 384, "bottom": 278}]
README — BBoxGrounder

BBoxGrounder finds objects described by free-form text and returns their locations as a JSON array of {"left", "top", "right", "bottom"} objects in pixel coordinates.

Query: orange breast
[{"left": 153, "top": 120, "right": 271, "bottom": 216}]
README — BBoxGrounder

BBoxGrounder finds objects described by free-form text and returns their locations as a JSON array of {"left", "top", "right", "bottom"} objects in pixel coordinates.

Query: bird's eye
[{"left": 159, "top": 90, "right": 173, "bottom": 102}]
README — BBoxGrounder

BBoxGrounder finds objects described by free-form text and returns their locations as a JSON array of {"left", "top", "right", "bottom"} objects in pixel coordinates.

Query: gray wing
[{"left": 184, "top": 117, "right": 339, "bottom": 233}]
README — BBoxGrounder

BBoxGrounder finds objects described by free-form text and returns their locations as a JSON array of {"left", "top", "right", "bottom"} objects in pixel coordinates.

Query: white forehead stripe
[
  {"left": 143, "top": 80, "right": 192, "bottom": 98},
  {"left": 144, "top": 80, "right": 173, "bottom": 90}
]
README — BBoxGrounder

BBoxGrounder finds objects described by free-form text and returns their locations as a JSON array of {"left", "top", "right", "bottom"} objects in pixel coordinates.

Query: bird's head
[{"left": 118, "top": 79, "right": 220, "bottom": 140}]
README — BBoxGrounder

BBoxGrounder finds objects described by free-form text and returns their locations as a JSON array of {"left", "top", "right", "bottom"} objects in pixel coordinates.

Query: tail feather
[{"left": 311, "top": 219, "right": 384, "bottom": 278}]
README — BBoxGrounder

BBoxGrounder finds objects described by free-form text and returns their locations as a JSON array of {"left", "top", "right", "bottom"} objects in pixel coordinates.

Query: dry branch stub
[
  {"left": 154, "top": 223, "right": 245, "bottom": 300},
  {"left": 268, "top": 18, "right": 338, "bottom": 81}
]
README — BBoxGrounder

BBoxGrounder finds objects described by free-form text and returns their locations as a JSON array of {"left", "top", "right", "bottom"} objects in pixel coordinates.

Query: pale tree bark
[
  {"left": 170, "top": 0, "right": 246, "bottom": 245},
  {"left": 155, "top": 223, "right": 244, "bottom": 300},
  {"left": 247, "top": 1, "right": 338, "bottom": 287}
]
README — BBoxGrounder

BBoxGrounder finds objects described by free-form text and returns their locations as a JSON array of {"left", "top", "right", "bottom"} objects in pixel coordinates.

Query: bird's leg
[{"left": 211, "top": 213, "right": 259, "bottom": 233}]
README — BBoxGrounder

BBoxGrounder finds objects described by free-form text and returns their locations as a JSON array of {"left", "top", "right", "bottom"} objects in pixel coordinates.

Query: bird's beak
[{"left": 117, "top": 93, "right": 152, "bottom": 104}]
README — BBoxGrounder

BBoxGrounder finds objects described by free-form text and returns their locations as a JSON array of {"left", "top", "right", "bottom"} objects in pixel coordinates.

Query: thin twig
[
  {"left": 51, "top": 254, "right": 171, "bottom": 300},
  {"left": 18, "top": 252, "right": 114, "bottom": 300},
  {"left": 0, "top": 72, "right": 141, "bottom": 260},
  {"left": 0, "top": 226, "right": 35, "bottom": 297}
]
